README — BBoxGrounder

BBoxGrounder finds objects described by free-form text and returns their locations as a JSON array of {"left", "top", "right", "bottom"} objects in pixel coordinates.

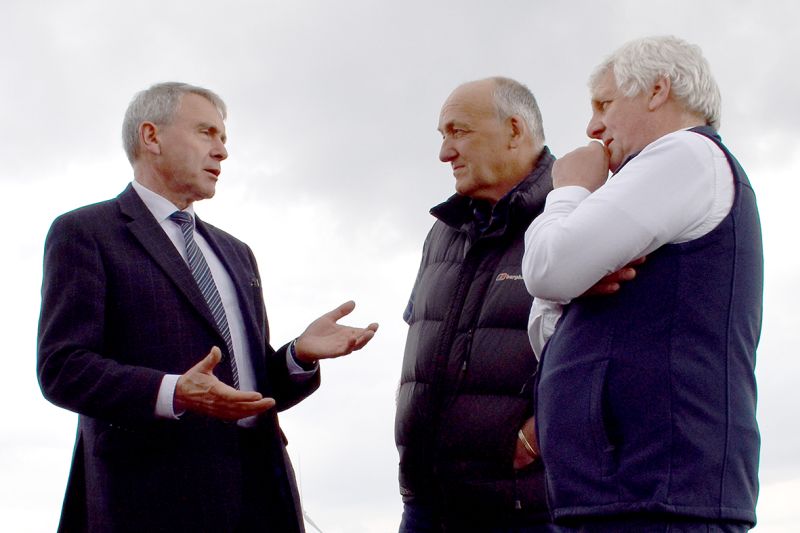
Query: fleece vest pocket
[
  {"left": 537, "top": 358, "right": 618, "bottom": 507},
  {"left": 588, "top": 359, "right": 616, "bottom": 477}
]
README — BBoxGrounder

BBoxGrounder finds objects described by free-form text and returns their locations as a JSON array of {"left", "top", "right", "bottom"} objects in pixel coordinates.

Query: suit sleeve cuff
[{"left": 287, "top": 339, "right": 319, "bottom": 377}]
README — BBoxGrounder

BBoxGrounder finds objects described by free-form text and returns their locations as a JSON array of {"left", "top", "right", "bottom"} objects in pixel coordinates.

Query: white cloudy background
[{"left": 1, "top": 1, "right": 797, "bottom": 531}]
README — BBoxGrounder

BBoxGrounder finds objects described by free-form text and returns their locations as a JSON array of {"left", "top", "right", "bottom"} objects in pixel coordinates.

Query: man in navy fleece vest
[{"left": 522, "top": 36, "right": 763, "bottom": 531}]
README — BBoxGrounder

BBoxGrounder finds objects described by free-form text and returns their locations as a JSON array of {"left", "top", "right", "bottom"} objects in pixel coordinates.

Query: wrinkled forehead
[
  {"left": 180, "top": 93, "right": 225, "bottom": 122},
  {"left": 438, "top": 84, "right": 495, "bottom": 130}
]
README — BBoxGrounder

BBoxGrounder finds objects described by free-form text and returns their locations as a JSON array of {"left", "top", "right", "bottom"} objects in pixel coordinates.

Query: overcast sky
[{"left": 2, "top": 1, "right": 798, "bottom": 531}]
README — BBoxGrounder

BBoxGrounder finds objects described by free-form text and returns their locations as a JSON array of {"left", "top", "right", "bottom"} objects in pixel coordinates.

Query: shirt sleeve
[
  {"left": 522, "top": 130, "right": 722, "bottom": 302},
  {"left": 528, "top": 298, "right": 563, "bottom": 360}
]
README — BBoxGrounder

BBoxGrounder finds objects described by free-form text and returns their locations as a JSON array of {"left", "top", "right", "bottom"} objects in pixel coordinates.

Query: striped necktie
[{"left": 169, "top": 211, "right": 240, "bottom": 389}]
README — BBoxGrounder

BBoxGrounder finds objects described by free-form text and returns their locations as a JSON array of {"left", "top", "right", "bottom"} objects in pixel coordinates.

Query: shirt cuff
[
  {"left": 155, "top": 374, "right": 184, "bottom": 419},
  {"left": 545, "top": 185, "right": 592, "bottom": 209},
  {"left": 287, "top": 339, "right": 319, "bottom": 377}
]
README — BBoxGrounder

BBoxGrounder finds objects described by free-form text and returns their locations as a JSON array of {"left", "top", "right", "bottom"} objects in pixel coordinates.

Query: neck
[
  {"left": 133, "top": 165, "right": 191, "bottom": 210},
  {"left": 656, "top": 103, "right": 708, "bottom": 137},
  {"left": 486, "top": 154, "right": 540, "bottom": 204}
]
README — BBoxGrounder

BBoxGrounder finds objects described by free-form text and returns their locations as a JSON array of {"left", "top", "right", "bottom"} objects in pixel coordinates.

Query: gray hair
[
  {"left": 490, "top": 77, "right": 545, "bottom": 147},
  {"left": 589, "top": 36, "right": 721, "bottom": 130},
  {"left": 122, "top": 82, "right": 227, "bottom": 164}
]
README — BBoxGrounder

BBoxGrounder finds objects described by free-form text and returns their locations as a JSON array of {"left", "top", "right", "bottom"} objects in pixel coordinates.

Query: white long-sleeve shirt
[{"left": 522, "top": 129, "right": 735, "bottom": 358}]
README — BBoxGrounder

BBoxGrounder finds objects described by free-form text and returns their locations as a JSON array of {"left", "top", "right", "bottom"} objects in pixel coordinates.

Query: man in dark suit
[{"left": 37, "top": 82, "right": 378, "bottom": 533}]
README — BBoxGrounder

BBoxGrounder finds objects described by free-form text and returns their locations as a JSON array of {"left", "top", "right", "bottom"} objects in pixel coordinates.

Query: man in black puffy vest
[
  {"left": 523, "top": 36, "right": 762, "bottom": 532},
  {"left": 395, "top": 77, "right": 559, "bottom": 532}
]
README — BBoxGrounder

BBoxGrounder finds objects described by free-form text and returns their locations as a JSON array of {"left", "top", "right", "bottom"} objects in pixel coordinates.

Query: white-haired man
[{"left": 522, "top": 36, "right": 762, "bottom": 531}]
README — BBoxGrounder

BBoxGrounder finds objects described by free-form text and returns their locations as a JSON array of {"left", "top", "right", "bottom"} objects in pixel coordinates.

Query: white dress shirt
[
  {"left": 523, "top": 129, "right": 735, "bottom": 358},
  {"left": 130, "top": 181, "right": 315, "bottom": 422}
]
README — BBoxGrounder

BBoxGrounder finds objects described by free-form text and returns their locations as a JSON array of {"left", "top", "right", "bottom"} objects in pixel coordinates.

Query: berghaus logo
[{"left": 496, "top": 272, "right": 523, "bottom": 281}]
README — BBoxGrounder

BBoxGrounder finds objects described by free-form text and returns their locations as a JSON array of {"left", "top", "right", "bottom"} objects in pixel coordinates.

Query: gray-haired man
[
  {"left": 395, "top": 77, "right": 557, "bottom": 532},
  {"left": 38, "top": 82, "right": 378, "bottom": 532}
]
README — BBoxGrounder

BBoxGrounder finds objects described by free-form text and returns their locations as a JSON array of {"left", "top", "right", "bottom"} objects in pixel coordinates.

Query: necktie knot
[{"left": 169, "top": 210, "right": 193, "bottom": 228}]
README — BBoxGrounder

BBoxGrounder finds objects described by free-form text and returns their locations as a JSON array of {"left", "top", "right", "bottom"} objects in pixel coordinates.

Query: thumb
[
  {"left": 588, "top": 139, "right": 609, "bottom": 156},
  {"left": 194, "top": 346, "right": 222, "bottom": 374}
]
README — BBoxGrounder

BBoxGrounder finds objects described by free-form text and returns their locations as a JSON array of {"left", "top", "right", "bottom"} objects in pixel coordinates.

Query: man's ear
[
  {"left": 140, "top": 122, "right": 162, "bottom": 156},
  {"left": 648, "top": 76, "right": 671, "bottom": 111},
  {"left": 508, "top": 115, "right": 525, "bottom": 149}
]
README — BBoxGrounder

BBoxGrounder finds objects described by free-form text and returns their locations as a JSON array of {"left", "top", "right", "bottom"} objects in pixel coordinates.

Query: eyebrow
[
  {"left": 199, "top": 122, "right": 227, "bottom": 143},
  {"left": 438, "top": 120, "right": 466, "bottom": 134}
]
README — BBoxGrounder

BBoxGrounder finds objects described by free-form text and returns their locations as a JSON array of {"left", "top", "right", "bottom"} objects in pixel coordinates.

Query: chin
[
  {"left": 454, "top": 180, "right": 473, "bottom": 197},
  {"left": 203, "top": 184, "right": 217, "bottom": 198},
  {"left": 192, "top": 190, "right": 216, "bottom": 203},
  {"left": 607, "top": 156, "right": 623, "bottom": 173}
]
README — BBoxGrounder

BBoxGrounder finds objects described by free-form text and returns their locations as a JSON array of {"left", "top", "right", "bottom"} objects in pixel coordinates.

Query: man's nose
[
  {"left": 439, "top": 139, "right": 456, "bottom": 162},
  {"left": 586, "top": 113, "right": 604, "bottom": 140},
  {"left": 213, "top": 139, "right": 228, "bottom": 161}
]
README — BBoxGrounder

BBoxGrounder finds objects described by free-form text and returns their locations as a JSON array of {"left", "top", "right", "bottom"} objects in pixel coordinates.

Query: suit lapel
[
  {"left": 197, "top": 219, "right": 263, "bottom": 348},
  {"left": 117, "top": 185, "right": 222, "bottom": 338},
  {"left": 197, "top": 219, "right": 269, "bottom": 388}
]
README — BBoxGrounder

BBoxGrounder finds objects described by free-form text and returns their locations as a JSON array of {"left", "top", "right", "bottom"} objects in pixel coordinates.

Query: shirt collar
[{"left": 131, "top": 180, "right": 196, "bottom": 223}]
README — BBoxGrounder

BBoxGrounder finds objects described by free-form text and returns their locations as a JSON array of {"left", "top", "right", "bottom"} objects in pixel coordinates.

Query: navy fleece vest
[{"left": 535, "top": 127, "right": 763, "bottom": 525}]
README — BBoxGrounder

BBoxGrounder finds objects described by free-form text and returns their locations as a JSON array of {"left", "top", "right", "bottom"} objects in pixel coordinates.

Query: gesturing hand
[
  {"left": 294, "top": 300, "right": 379, "bottom": 364},
  {"left": 175, "top": 347, "right": 275, "bottom": 421}
]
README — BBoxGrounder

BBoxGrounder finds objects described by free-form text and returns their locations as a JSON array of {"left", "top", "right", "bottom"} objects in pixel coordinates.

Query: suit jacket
[{"left": 37, "top": 184, "right": 319, "bottom": 532}]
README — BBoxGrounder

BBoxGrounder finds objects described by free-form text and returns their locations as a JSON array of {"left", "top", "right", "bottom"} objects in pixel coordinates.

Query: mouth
[{"left": 205, "top": 168, "right": 220, "bottom": 178}]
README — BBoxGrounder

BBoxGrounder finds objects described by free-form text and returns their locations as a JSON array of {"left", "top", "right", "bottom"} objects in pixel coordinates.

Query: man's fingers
[
  {"left": 189, "top": 384, "right": 275, "bottom": 420},
  {"left": 214, "top": 383, "right": 264, "bottom": 403},
  {"left": 588, "top": 140, "right": 611, "bottom": 162},
  {"left": 205, "top": 396, "right": 276, "bottom": 421},
  {"left": 599, "top": 282, "right": 620, "bottom": 294},
  {"left": 259, "top": 397, "right": 277, "bottom": 410},
  {"left": 616, "top": 267, "right": 637, "bottom": 281},
  {"left": 325, "top": 300, "right": 356, "bottom": 322},
  {"left": 210, "top": 384, "right": 259, "bottom": 400},
  {"left": 588, "top": 139, "right": 605, "bottom": 151},
  {"left": 582, "top": 256, "right": 646, "bottom": 298},
  {"left": 584, "top": 282, "right": 619, "bottom": 296},
  {"left": 222, "top": 396, "right": 275, "bottom": 418},
  {"left": 351, "top": 330, "right": 375, "bottom": 351},
  {"left": 226, "top": 396, "right": 275, "bottom": 413}
]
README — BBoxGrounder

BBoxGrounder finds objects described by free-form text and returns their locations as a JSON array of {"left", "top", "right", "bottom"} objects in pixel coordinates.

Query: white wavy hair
[{"left": 589, "top": 36, "right": 721, "bottom": 130}]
